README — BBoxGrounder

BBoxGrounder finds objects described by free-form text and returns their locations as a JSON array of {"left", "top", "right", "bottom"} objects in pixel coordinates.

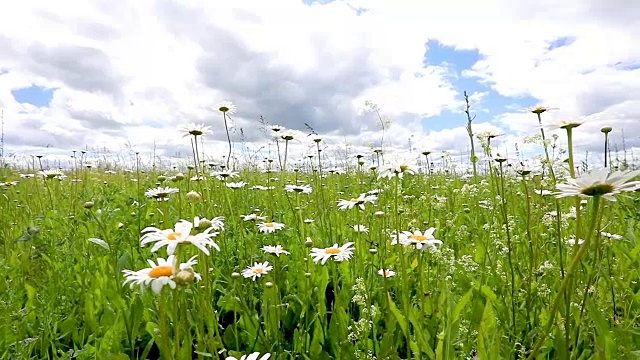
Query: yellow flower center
[
  {"left": 167, "top": 232, "right": 181, "bottom": 240},
  {"left": 325, "top": 247, "right": 342, "bottom": 255},
  {"left": 350, "top": 198, "right": 360, "bottom": 202},
  {"left": 264, "top": 222, "right": 274, "bottom": 227},
  {"left": 580, "top": 183, "right": 615, "bottom": 197},
  {"left": 409, "top": 235, "right": 427, "bottom": 241},
  {"left": 254, "top": 268, "right": 264, "bottom": 274},
  {"left": 149, "top": 265, "right": 174, "bottom": 278}
]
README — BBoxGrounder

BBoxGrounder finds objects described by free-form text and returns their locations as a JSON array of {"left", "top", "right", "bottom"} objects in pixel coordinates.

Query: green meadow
[{"left": 1, "top": 120, "right": 639, "bottom": 360}]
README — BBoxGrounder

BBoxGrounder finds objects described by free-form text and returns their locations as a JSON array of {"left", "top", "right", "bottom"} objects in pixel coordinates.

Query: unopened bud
[
  {"left": 186, "top": 191, "right": 201, "bottom": 202},
  {"left": 175, "top": 269, "right": 196, "bottom": 285}
]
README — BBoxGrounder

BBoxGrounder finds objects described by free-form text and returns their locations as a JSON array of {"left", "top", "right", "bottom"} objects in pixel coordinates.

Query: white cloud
[{"left": 0, "top": 0, "right": 638, "bottom": 169}]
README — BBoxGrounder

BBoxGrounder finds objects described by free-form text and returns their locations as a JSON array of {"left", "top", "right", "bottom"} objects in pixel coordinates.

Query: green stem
[{"left": 528, "top": 195, "right": 601, "bottom": 359}]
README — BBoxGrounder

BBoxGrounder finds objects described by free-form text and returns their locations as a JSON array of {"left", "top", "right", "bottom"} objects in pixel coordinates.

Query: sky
[{"left": 0, "top": 0, "right": 639, "bottom": 170}]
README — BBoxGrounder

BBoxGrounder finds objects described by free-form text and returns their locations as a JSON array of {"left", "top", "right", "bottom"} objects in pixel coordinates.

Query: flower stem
[{"left": 527, "top": 195, "right": 601, "bottom": 359}]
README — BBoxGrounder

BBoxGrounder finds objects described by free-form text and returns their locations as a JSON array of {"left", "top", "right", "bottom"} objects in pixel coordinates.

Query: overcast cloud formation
[{"left": 0, "top": 0, "right": 638, "bottom": 169}]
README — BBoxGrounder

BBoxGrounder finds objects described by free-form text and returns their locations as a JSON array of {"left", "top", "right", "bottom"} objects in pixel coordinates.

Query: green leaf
[
  {"left": 387, "top": 292, "right": 408, "bottom": 336},
  {"left": 88, "top": 237, "right": 110, "bottom": 250}
]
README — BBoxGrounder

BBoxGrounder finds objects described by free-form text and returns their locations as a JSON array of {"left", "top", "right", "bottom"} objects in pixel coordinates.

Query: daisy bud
[
  {"left": 84, "top": 201, "right": 94, "bottom": 209},
  {"left": 231, "top": 272, "right": 241, "bottom": 278},
  {"left": 186, "top": 191, "right": 201, "bottom": 202},
  {"left": 175, "top": 269, "right": 196, "bottom": 285},
  {"left": 369, "top": 248, "right": 378, "bottom": 254},
  {"left": 305, "top": 272, "right": 311, "bottom": 277},
  {"left": 601, "top": 126, "right": 612, "bottom": 134},
  {"left": 157, "top": 175, "right": 167, "bottom": 182},
  {"left": 174, "top": 173, "right": 185, "bottom": 181},
  {"left": 196, "top": 219, "right": 212, "bottom": 230},
  {"left": 265, "top": 282, "right": 274, "bottom": 288},
  {"left": 305, "top": 237, "right": 313, "bottom": 247}
]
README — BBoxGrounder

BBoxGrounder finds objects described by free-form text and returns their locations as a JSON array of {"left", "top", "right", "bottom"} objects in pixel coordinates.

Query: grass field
[{"left": 1, "top": 121, "right": 639, "bottom": 359}]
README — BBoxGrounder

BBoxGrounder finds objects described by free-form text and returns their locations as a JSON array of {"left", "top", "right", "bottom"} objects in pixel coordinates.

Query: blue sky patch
[
  {"left": 421, "top": 40, "right": 538, "bottom": 133},
  {"left": 11, "top": 85, "right": 54, "bottom": 107},
  {"left": 548, "top": 36, "right": 575, "bottom": 50}
]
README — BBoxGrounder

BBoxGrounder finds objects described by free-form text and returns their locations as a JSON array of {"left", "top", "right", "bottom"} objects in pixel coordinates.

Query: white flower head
[
  {"left": 284, "top": 184, "right": 313, "bottom": 194},
  {"left": 337, "top": 193, "right": 377, "bottom": 210},
  {"left": 241, "top": 261, "right": 273, "bottom": 281},
  {"left": 217, "top": 101, "right": 237, "bottom": 115},
  {"left": 310, "top": 242, "right": 355, "bottom": 264},
  {"left": 378, "top": 269, "right": 396, "bottom": 278},
  {"left": 226, "top": 181, "right": 248, "bottom": 189},
  {"left": 257, "top": 222, "right": 285, "bottom": 234},
  {"left": 378, "top": 159, "right": 419, "bottom": 179},
  {"left": 122, "top": 255, "right": 202, "bottom": 294},
  {"left": 395, "top": 228, "right": 443, "bottom": 250},
  {"left": 261, "top": 245, "right": 290, "bottom": 257},
  {"left": 554, "top": 169, "right": 640, "bottom": 201},
  {"left": 145, "top": 186, "right": 179, "bottom": 201},
  {"left": 140, "top": 220, "right": 220, "bottom": 256},
  {"left": 226, "top": 352, "right": 271, "bottom": 360},
  {"left": 180, "top": 123, "right": 212, "bottom": 137}
]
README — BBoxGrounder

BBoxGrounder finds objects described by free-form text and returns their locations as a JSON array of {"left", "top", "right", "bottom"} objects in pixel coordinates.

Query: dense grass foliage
[{"left": 1, "top": 162, "right": 639, "bottom": 359}]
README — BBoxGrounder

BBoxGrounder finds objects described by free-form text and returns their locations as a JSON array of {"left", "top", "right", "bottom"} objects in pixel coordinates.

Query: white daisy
[
  {"left": 567, "top": 237, "right": 585, "bottom": 246},
  {"left": 280, "top": 131, "right": 295, "bottom": 141},
  {"left": 377, "top": 160, "right": 419, "bottom": 179},
  {"left": 140, "top": 220, "right": 220, "bottom": 255},
  {"left": 542, "top": 118, "right": 584, "bottom": 131},
  {"left": 310, "top": 242, "right": 355, "bottom": 264},
  {"left": 600, "top": 231, "right": 623, "bottom": 240},
  {"left": 226, "top": 181, "right": 248, "bottom": 189},
  {"left": 211, "top": 171, "right": 239, "bottom": 180},
  {"left": 261, "top": 245, "right": 290, "bottom": 257},
  {"left": 378, "top": 269, "right": 396, "bottom": 278},
  {"left": 284, "top": 184, "right": 313, "bottom": 194},
  {"left": 554, "top": 169, "right": 640, "bottom": 201},
  {"left": 144, "top": 186, "right": 179, "bottom": 201},
  {"left": 194, "top": 216, "right": 225, "bottom": 231},
  {"left": 242, "top": 261, "right": 273, "bottom": 281},
  {"left": 395, "top": 228, "right": 443, "bottom": 250},
  {"left": 226, "top": 352, "right": 271, "bottom": 360},
  {"left": 242, "top": 214, "right": 267, "bottom": 222},
  {"left": 217, "top": 101, "right": 237, "bottom": 115},
  {"left": 180, "top": 123, "right": 212, "bottom": 137},
  {"left": 122, "top": 255, "right": 202, "bottom": 294},
  {"left": 38, "top": 169, "right": 64, "bottom": 179},
  {"left": 250, "top": 185, "right": 274, "bottom": 191},
  {"left": 337, "top": 193, "right": 377, "bottom": 210},
  {"left": 257, "top": 222, "right": 285, "bottom": 234},
  {"left": 352, "top": 225, "right": 369, "bottom": 233}
]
